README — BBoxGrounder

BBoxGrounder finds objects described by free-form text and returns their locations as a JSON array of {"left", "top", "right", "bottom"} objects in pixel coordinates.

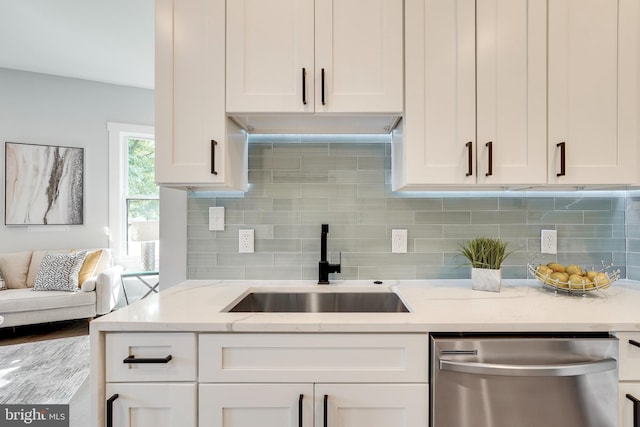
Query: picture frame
[{"left": 5, "top": 142, "right": 84, "bottom": 225}]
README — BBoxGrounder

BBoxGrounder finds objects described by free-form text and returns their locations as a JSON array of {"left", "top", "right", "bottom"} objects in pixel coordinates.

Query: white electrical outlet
[
  {"left": 239, "top": 229, "right": 254, "bottom": 253},
  {"left": 391, "top": 229, "right": 408, "bottom": 253},
  {"left": 208, "top": 207, "right": 225, "bottom": 231},
  {"left": 541, "top": 229, "right": 557, "bottom": 254}
]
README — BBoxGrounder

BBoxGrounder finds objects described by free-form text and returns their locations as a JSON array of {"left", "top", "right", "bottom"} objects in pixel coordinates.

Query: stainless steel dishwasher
[{"left": 431, "top": 333, "right": 618, "bottom": 427}]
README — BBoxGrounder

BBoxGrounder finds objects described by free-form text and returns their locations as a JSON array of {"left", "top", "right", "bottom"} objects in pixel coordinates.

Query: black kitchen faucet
[{"left": 318, "top": 224, "right": 341, "bottom": 284}]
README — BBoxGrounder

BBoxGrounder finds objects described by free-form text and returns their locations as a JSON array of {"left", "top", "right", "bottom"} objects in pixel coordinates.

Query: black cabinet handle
[
  {"left": 302, "top": 68, "right": 307, "bottom": 105},
  {"left": 323, "top": 394, "right": 328, "bottom": 427},
  {"left": 107, "top": 393, "right": 119, "bottom": 427},
  {"left": 627, "top": 394, "right": 640, "bottom": 427},
  {"left": 123, "top": 355, "right": 172, "bottom": 364},
  {"left": 556, "top": 142, "right": 566, "bottom": 177},
  {"left": 465, "top": 142, "right": 473, "bottom": 177},
  {"left": 321, "top": 68, "right": 326, "bottom": 106},
  {"left": 629, "top": 340, "right": 640, "bottom": 349},
  {"left": 211, "top": 140, "right": 218, "bottom": 175},
  {"left": 298, "top": 394, "right": 303, "bottom": 427},
  {"left": 485, "top": 141, "right": 493, "bottom": 177}
]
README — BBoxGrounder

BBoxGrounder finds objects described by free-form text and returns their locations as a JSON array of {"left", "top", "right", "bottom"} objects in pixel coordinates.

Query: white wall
[{"left": 0, "top": 68, "right": 154, "bottom": 252}]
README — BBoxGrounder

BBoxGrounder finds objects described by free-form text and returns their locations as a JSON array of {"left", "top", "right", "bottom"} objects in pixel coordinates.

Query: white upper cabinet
[
  {"left": 548, "top": 0, "right": 640, "bottom": 185},
  {"left": 476, "top": 0, "right": 547, "bottom": 185},
  {"left": 155, "top": 0, "right": 247, "bottom": 190},
  {"left": 313, "top": 0, "right": 403, "bottom": 114},
  {"left": 394, "top": 0, "right": 547, "bottom": 190},
  {"left": 226, "top": 0, "right": 315, "bottom": 113},
  {"left": 226, "top": 0, "right": 403, "bottom": 122}
]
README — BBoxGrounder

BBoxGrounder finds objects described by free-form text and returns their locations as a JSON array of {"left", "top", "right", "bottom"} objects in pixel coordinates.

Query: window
[{"left": 107, "top": 122, "right": 158, "bottom": 271}]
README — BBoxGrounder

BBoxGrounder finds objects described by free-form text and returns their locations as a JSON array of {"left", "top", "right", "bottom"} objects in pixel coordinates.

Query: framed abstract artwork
[{"left": 5, "top": 142, "right": 84, "bottom": 225}]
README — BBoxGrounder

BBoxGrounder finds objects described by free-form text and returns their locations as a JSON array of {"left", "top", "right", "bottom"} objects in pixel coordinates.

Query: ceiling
[{"left": 0, "top": 0, "right": 154, "bottom": 89}]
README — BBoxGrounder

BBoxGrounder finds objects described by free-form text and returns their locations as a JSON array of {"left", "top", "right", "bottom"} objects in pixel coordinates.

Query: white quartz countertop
[{"left": 91, "top": 279, "right": 640, "bottom": 333}]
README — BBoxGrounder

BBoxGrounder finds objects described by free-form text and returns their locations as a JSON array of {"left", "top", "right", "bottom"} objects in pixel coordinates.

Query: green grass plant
[{"left": 458, "top": 237, "right": 511, "bottom": 270}]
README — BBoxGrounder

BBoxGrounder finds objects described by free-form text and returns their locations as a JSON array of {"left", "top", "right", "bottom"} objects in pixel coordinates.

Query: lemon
[
  {"left": 594, "top": 272, "right": 610, "bottom": 285},
  {"left": 547, "top": 263, "right": 566, "bottom": 273},
  {"left": 549, "top": 272, "right": 569, "bottom": 285},
  {"left": 566, "top": 264, "right": 583, "bottom": 276},
  {"left": 569, "top": 274, "right": 585, "bottom": 289},
  {"left": 537, "top": 265, "right": 552, "bottom": 276}
]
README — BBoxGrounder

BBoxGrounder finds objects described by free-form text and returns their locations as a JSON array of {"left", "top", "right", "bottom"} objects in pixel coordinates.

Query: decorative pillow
[
  {"left": 26, "top": 250, "right": 71, "bottom": 288},
  {"left": 33, "top": 251, "right": 88, "bottom": 292},
  {"left": 0, "top": 271, "right": 6, "bottom": 291},
  {"left": 78, "top": 249, "right": 111, "bottom": 287},
  {"left": 0, "top": 251, "right": 33, "bottom": 289}
]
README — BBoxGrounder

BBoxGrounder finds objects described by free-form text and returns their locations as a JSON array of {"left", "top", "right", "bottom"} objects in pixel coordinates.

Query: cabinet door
[
  {"left": 548, "top": 0, "right": 640, "bottom": 185},
  {"left": 617, "top": 332, "right": 640, "bottom": 381},
  {"left": 619, "top": 383, "right": 640, "bottom": 427},
  {"left": 156, "top": 0, "right": 247, "bottom": 189},
  {"left": 476, "top": 0, "right": 547, "bottom": 185},
  {"left": 399, "top": 0, "right": 476, "bottom": 186},
  {"left": 315, "top": 384, "right": 428, "bottom": 427},
  {"left": 315, "top": 0, "right": 403, "bottom": 113},
  {"left": 105, "top": 383, "right": 196, "bottom": 427},
  {"left": 199, "top": 384, "right": 314, "bottom": 427},
  {"left": 226, "top": 0, "right": 315, "bottom": 113}
]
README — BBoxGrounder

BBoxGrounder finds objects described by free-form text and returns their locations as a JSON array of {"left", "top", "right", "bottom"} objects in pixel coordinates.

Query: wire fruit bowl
[{"left": 527, "top": 263, "right": 620, "bottom": 295}]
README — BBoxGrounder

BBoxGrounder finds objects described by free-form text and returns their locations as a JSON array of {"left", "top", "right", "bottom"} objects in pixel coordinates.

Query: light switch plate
[
  {"left": 209, "top": 207, "right": 225, "bottom": 231},
  {"left": 392, "top": 229, "right": 408, "bottom": 253},
  {"left": 239, "top": 229, "right": 254, "bottom": 253},
  {"left": 541, "top": 229, "right": 557, "bottom": 254}
]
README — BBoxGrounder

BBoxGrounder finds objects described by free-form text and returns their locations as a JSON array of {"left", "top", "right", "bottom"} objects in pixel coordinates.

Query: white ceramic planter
[{"left": 471, "top": 268, "right": 502, "bottom": 292}]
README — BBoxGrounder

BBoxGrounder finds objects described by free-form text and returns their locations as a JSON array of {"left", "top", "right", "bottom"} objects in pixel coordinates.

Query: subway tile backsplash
[{"left": 188, "top": 137, "right": 632, "bottom": 281}]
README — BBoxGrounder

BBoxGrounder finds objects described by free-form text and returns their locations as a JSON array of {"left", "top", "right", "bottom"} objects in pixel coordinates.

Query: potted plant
[{"left": 458, "top": 237, "right": 511, "bottom": 292}]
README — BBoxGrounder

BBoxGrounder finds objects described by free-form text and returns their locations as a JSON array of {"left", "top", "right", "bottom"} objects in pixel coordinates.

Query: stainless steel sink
[{"left": 227, "top": 292, "right": 409, "bottom": 313}]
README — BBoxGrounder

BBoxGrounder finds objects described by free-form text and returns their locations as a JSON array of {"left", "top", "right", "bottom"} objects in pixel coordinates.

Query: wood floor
[{"left": 0, "top": 319, "right": 89, "bottom": 346}]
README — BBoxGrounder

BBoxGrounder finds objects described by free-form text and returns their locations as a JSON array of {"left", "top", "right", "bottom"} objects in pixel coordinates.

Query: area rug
[{"left": 0, "top": 335, "right": 89, "bottom": 404}]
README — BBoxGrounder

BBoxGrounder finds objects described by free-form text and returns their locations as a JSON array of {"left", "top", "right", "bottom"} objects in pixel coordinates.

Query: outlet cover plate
[
  {"left": 541, "top": 229, "right": 557, "bottom": 254},
  {"left": 392, "top": 229, "right": 408, "bottom": 253},
  {"left": 239, "top": 229, "right": 254, "bottom": 253},
  {"left": 209, "top": 207, "right": 224, "bottom": 231}
]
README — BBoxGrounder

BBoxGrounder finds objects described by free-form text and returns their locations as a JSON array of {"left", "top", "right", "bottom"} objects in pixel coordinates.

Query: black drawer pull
[
  {"left": 556, "top": 142, "right": 566, "bottom": 177},
  {"left": 211, "top": 140, "right": 218, "bottom": 175},
  {"left": 321, "top": 68, "right": 326, "bottom": 105},
  {"left": 485, "top": 141, "right": 493, "bottom": 177},
  {"left": 627, "top": 394, "right": 640, "bottom": 427},
  {"left": 323, "top": 394, "right": 328, "bottom": 427},
  {"left": 123, "top": 355, "right": 172, "bottom": 364},
  {"left": 302, "top": 68, "right": 307, "bottom": 105},
  {"left": 107, "top": 393, "right": 119, "bottom": 427},
  {"left": 629, "top": 340, "right": 640, "bottom": 348},
  {"left": 298, "top": 394, "right": 304, "bottom": 427},
  {"left": 465, "top": 141, "right": 473, "bottom": 177}
]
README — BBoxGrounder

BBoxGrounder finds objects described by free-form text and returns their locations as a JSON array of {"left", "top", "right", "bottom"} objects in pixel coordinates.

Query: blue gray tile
[{"left": 186, "top": 140, "right": 636, "bottom": 281}]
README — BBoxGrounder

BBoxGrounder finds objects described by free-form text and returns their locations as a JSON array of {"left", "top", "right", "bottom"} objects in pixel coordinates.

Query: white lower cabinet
[
  {"left": 199, "top": 384, "right": 314, "bottom": 427},
  {"left": 199, "top": 383, "right": 427, "bottom": 427},
  {"left": 617, "top": 332, "right": 640, "bottom": 426},
  {"left": 198, "top": 333, "right": 429, "bottom": 427},
  {"left": 316, "top": 384, "right": 428, "bottom": 427},
  {"left": 104, "top": 333, "right": 198, "bottom": 427},
  {"left": 102, "top": 333, "right": 428, "bottom": 426},
  {"left": 619, "top": 383, "right": 640, "bottom": 427},
  {"left": 105, "top": 383, "right": 197, "bottom": 427}
]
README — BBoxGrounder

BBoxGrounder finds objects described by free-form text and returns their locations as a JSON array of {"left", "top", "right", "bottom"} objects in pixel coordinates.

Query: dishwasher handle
[{"left": 440, "top": 357, "right": 617, "bottom": 377}]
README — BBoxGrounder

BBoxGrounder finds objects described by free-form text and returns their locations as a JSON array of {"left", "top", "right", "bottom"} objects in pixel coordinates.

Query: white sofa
[{"left": 0, "top": 249, "right": 123, "bottom": 328}]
